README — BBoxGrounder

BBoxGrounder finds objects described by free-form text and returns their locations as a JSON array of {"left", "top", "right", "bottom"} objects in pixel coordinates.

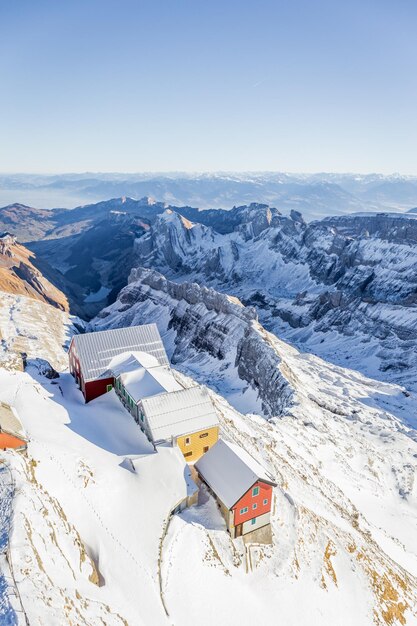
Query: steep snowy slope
[
  {"left": 126, "top": 207, "right": 417, "bottom": 391},
  {"left": 91, "top": 276, "right": 417, "bottom": 625},
  {"left": 1, "top": 270, "right": 417, "bottom": 623},
  {"left": 0, "top": 291, "right": 76, "bottom": 371}
]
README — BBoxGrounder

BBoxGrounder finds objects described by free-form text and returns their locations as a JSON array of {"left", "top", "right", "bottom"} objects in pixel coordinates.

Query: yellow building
[
  {"left": 108, "top": 350, "right": 219, "bottom": 462},
  {"left": 176, "top": 425, "right": 219, "bottom": 462},
  {"left": 139, "top": 385, "right": 220, "bottom": 462}
]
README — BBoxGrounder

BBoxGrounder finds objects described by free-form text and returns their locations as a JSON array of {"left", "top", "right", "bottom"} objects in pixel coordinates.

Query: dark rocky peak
[
  {"left": 321, "top": 213, "right": 417, "bottom": 244},
  {"left": 290, "top": 209, "right": 304, "bottom": 224}
]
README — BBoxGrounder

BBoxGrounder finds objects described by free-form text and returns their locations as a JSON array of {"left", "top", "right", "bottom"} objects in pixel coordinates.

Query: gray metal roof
[
  {"left": 195, "top": 440, "right": 276, "bottom": 509},
  {"left": 70, "top": 324, "right": 169, "bottom": 382},
  {"left": 142, "top": 386, "right": 219, "bottom": 443}
]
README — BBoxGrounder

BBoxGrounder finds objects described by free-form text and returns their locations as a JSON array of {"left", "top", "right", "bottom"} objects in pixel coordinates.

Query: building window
[
  {"left": 263, "top": 498, "right": 268, "bottom": 506},
  {"left": 251, "top": 518, "right": 256, "bottom": 525},
  {"left": 185, "top": 437, "right": 191, "bottom": 445},
  {"left": 203, "top": 446, "right": 209, "bottom": 453},
  {"left": 252, "top": 486, "right": 259, "bottom": 497},
  {"left": 240, "top": 507, "right": 248, "bottom": 515},
  {"left": 184, "top": 451, "right": 193, "bottom": 458},
  {"left": 106, "top": 384, "right": 113, "bottom": 393},
  {"left": 252, "top": 503, "right": 257, "bottom": 510},
  {"left": 199, "top": 432, "right": 209, "bottom": 438}
]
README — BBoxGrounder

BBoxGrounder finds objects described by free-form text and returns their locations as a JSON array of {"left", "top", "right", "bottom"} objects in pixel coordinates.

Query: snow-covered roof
[
  {"left": 195, "top": 439, "right": 276, "bottom": 509},
  {"left": 70, "top": 324, "right": 169, "bottom": 382},
  {"left": 107, "top": 350, "right": 183, "bottom": 402},
  {"left": 142, "top": 386, "right": 219, "bottom": 443},
  {"left": 0, "top": 402, "right": 25, "bottom": 438},
  {"left": 107, "top": 351, "right": 161, "bottom": 378},
  {"left": 121, "top": 366, "right": 182, "bottom": 402}
]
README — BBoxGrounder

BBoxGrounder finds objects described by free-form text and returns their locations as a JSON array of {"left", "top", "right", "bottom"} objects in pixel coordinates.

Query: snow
[
  {"left": 108, "top": 351, "right": 183, "bottom": 401},
  {"left": 0, "top": 366, "right": 194, "bottom": 625},
  {"left": 0, "top": 291, "right": 75, "bottom": 371},
  {"left": 1, "top": 290, "right": 417, "bottom": 624},
  {"left": 108, "top": 349, "right": 161, "bottom": 374},
  {"left": 121, "top": 367, "right": 181, "bottom": 401}
]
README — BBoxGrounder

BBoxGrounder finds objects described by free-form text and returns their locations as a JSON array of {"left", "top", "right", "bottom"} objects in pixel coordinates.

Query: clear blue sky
[{"left": 1, "top": 0, "right": 416, "bottom": 173}]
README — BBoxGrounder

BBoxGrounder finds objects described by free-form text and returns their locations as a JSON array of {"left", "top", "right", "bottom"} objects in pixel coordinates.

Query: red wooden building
[
  {"left": 195, "top": 439, "right": 276, "bottom": 538},
  {"left": 68, "top": 324, "right": 169, "bottom": 402}
]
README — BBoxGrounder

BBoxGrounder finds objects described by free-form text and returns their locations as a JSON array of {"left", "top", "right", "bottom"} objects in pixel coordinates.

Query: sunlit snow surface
[{"left": 0, "top": 292, "right": 417, "bottom": 624}]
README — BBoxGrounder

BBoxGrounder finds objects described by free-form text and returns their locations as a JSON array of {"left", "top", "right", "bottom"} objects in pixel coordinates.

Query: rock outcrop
[
  {"left": 0, "top": 233, "right": 69, "bottom": 311},
  {"left": 92, "top": 267, "right": 294, "bottom": 416},
  {"left": 125, "top": 209, "right": 417, "bottom": 391}
]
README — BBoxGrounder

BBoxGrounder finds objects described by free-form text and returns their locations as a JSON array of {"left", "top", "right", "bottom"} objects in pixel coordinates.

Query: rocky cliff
[
  {"left": 127, "top": 208, "right": 417, "bottom": 391},
  {"left": 91, "top": 267, "right": 295, "bottom": 416},
  {"left": 0, "top": 232, "right": 69, "bottom": 311}
]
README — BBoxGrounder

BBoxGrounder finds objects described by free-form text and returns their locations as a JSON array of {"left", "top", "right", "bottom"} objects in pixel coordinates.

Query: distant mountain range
[
  {"left": 1, "top": 188, "right": 417, "bottom": 624},
  {"left": 1, "top": 195, "right": 416, "bottom": 389},
  {"left": 1, "top": 172, "right": 417, "bottom": 219}
]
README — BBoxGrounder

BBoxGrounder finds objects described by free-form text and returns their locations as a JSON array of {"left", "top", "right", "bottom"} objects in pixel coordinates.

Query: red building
[
  {"left": 68, "top": 324, "right": 169, "bottom": 402},
  {"left": 195, "top": 439, "right": 276, "bottom": 538}
]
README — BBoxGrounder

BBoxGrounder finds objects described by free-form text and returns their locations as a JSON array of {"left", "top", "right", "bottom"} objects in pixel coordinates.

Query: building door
[{"left": 235, "top": 523, "right": 243, "bottom": 538}]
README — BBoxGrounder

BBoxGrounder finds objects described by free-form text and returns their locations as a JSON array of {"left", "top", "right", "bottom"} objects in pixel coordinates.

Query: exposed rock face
[
  {"left": 0, "top": 233, "right": 69, "bottom": 311},
  {"left": 15, "top": 194, "right": 417, "bottom": 388},
  {"left": 92, "top": 268, "right": 294, "bottom": 416},
  {"left": 320, "top": 212, "right": 417, "bottom": 243},
  {"left": 127, "top": 209, "right": 417, "bottom": 390},
  {"left": 26, "top": 358, "right": 60, "bottom": 379}
]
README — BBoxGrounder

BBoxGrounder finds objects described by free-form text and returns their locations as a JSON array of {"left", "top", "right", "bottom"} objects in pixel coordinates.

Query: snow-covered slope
[
  {"left": 2, "top": 263, "right": 417, "bottom": 623},
  {"left": 90, "top": 267, "right": 293, "bottom": 416},
  {"left": 90, "top": 275, "right": 417, "bottom": 624},
  {"left": 0, "top": 291, "right": 77, "bottom": 372},
  {"left": 127, "top": 207, "right": 417, "bottom": 392}
]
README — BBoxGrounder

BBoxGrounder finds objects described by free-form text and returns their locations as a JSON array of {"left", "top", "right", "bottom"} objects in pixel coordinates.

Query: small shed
[
  {"left": 0, "top": 402, "right": 27, "bottom": 451},
  {"left": 195, "top": 439, "right": 276, "bottom": 538}
]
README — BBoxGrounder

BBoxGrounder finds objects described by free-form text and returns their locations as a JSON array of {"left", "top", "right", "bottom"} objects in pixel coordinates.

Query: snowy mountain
[
  {"left": 121, "top": 206, "right": 417, "bottom": 392},
  {"left": 1, "top": 189, "right": 417, "bottom": 624},
  {"left": 1, "top": 280, "right": 417, "bottom": 624},
  {"left": 91, "top": 271, "right": 417, "bottom": 624}
]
